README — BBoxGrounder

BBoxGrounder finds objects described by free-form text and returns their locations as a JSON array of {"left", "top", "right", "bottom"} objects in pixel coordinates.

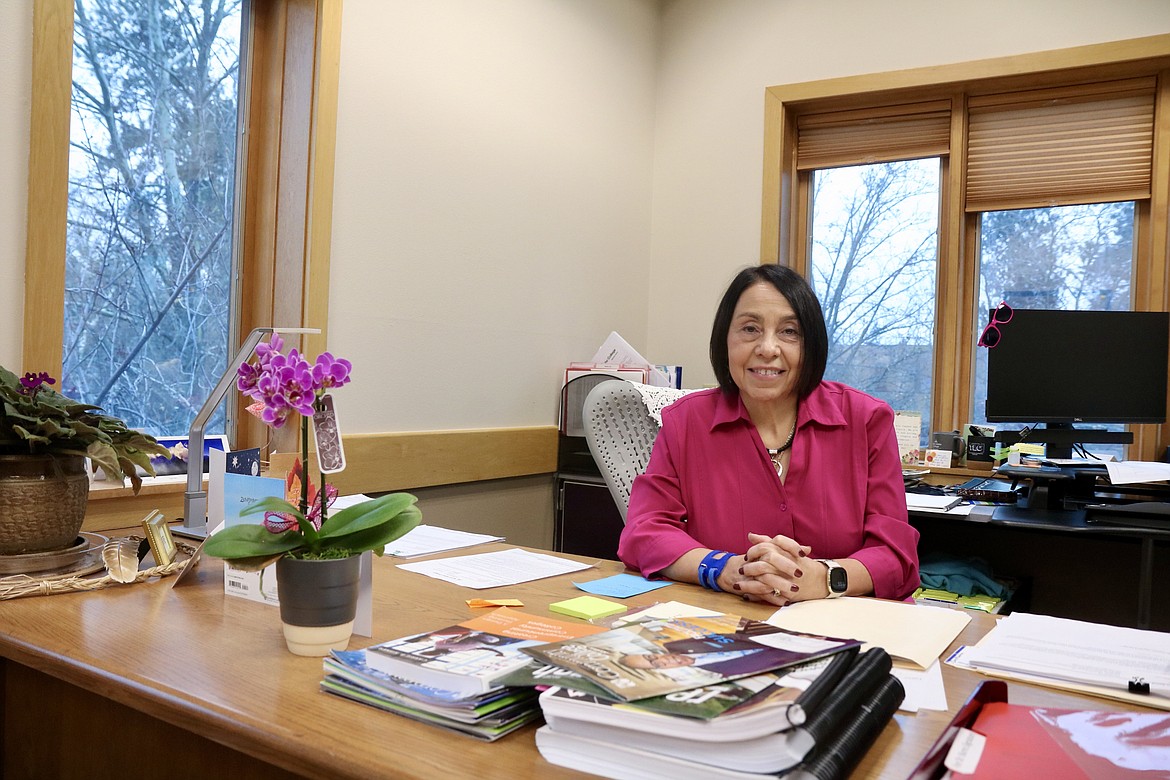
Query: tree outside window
[
  {"left": 808, "top": 159, "right": 941, "bottom": 446},
  {"left": 973, "top": 202, "right": 1136, "bottom": 457},
  {"left": 64, "top": 0, "right": 243, "bottom": 438}
]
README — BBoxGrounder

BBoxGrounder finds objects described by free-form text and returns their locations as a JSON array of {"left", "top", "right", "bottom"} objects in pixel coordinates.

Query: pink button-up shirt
[{"left": 617, "top": 383, "right": 920, "bottom": 600}]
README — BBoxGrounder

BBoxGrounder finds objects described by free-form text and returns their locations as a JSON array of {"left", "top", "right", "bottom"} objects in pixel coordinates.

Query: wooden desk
[{"left": 0, "top": 542, "right": 1155, "bottom": 779}]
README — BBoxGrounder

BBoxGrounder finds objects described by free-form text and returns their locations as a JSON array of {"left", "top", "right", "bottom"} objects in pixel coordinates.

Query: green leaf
[
  {"left": 318, "top": 493, "right": 419, "bottom": 540},
  {"left": 239, "top": 496, "right": 302, "bottom": 520},
  {"left": 202, "top": 523, "right": 303, "bottom": 561},
  {"left": 322, "top": 504, "right": 421, "bottom": 555},
  {"left": 86, "top": 440, "right": 119, "bottom": 479}
]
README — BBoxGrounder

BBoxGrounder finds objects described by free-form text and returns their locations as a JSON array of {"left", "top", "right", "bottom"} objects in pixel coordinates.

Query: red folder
[{"left": 910, "top": 681, "right": 1170, "bottom": 779}]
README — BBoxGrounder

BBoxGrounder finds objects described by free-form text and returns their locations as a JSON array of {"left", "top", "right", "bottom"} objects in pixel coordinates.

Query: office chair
[{"left": 582, "top": 380, "right": 695, "bottom": 521}]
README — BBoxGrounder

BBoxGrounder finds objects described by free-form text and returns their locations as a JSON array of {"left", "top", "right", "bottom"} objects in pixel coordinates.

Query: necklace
[{"left": 766, "top": 420, "right": 798, "bottom": 478}]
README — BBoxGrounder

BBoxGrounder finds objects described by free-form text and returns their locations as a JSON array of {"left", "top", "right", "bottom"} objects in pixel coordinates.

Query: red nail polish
[
  {"left": 794, "top": 569, "right": 803, "bottom": 578},
  {"left": 738, "top": 566, "right": 745, "bottom": 575},
  {"left": 732, "top": 582, "right": 741, "bottom": 591},
  {"left": 790, "top": 584, "right": 800, "bottom": 593},
  {"left": 798, "top": 549, "right": 807, "bottom": 558}
]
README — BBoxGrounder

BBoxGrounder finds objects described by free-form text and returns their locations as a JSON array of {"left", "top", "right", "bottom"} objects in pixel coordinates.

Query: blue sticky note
[{"left": 573, "top": 573, "right": 674, "bottom": 599}]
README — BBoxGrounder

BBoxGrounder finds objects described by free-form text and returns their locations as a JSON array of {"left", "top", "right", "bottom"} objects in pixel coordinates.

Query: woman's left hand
[{"left": 738, "top": 532, "right": 815, "bottom": 606}]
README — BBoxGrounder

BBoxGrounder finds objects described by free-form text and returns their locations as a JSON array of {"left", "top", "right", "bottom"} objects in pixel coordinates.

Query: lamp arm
[{"left": 179, "top": 326, "right": 320, "bottom": 533}]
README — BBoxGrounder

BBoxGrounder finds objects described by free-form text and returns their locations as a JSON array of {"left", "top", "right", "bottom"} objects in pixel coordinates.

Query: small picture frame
[{"left": 141, "top": 509, "right": 177, "bottom": 566}]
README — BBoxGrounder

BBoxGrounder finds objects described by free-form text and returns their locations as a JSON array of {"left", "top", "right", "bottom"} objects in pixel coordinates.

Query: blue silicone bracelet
[{"left": 698, "top": 550, "right": 733, "bottom": 591}]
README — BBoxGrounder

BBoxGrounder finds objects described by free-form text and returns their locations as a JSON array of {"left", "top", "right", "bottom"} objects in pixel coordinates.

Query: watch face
[{"left": 829, "top": 565, "right": 848, "bottom": 593}]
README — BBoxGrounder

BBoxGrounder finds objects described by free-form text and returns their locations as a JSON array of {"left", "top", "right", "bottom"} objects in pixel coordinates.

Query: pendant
[{"left": 771, "top": 455, "right": 784, "bottom": 477}]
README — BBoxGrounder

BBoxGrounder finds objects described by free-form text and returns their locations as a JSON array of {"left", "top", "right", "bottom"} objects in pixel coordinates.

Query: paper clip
[{"left": 1128, "top": 678, "right": 1151, "bottom": 695}]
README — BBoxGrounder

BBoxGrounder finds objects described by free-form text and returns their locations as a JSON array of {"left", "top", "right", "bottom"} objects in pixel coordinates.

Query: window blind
[
  {"left": 796, "top": 101, "right": 951, "bottom": 171},
  {"left": 965, "top": 78, "right": 1155, "bottom": 212}
]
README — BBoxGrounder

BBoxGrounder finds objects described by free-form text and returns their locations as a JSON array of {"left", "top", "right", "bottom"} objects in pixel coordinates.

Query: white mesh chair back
[{"left": 582, "top": 380, "right": 664, "bottom": 522}]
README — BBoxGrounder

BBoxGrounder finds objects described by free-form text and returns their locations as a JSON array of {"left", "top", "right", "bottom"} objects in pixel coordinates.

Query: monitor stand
[{"left": 997, "top": 423, "right": 1133, "bottom": 460}]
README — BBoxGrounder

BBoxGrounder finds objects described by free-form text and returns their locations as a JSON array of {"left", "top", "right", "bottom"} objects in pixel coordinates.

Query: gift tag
[{"left": 312, "top": 393, "right": 347, "bottom": 473}]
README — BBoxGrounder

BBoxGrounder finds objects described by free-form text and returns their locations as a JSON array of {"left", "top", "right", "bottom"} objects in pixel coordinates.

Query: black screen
[{"left": 984, "top": 309, "right": 1169, "bottom": 424}]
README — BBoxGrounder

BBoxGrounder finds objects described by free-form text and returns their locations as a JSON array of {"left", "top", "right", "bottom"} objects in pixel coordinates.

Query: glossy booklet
[
  {"left": 506, "top": 657, "right": 827, "bottom": 721},
  {"left": 362, "top": 608, "right": 606, "bottom": 698},
  {"left": 522, "top": 606, "right": 861, "bottom": 702}
]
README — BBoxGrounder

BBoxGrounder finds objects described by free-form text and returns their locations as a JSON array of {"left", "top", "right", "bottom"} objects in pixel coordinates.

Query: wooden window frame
[
  {"left": 761, "top": 34, "right": 1170, "bottom": 462},
  {"left": 22, "top": 0, "right": 342, "bottom": 454}
]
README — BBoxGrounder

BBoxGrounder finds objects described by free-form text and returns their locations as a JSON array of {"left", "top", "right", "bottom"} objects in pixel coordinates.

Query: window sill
[{"left": 86, "top": 475, "right": 202, "bottom": 534}]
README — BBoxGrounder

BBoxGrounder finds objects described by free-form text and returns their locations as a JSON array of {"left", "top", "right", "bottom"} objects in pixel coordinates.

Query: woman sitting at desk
[{"left": 617, "top": 265, "right": 919, "bottom": 604}]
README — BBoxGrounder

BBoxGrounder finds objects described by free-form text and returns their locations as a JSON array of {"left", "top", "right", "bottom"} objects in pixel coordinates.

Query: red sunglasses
[{"left": 978, "top": 301, "right": 1013, "bottom": 348}]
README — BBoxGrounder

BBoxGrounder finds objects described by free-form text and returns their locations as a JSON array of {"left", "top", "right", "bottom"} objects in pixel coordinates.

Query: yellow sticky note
[
  {"left": 466, "top": 598, "right": 524, "bottom": 609},
  {"left": 548, "top": 596, "right": 626, "bottom": 621},
  {"left": 1012, "top": 443, "right": 1045, "bottom": 456}
]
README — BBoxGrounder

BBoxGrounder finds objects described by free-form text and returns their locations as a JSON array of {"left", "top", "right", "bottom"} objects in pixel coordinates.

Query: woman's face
[{"left": 726, "top": 282, "right": 804, "bottom": 408}]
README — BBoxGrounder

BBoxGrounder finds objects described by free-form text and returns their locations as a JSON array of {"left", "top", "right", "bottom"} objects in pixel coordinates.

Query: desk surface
[{"left": 0, "top": 541, "right": 1156, "bottom": 779}]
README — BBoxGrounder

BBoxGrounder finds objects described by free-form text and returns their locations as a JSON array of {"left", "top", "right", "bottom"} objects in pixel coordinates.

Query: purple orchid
[
  {"left": 234, "top": 335, "right": 353, "bottom": 531},
  {"left": 312, "top": 352, "right": 352, "bottom": 390}
]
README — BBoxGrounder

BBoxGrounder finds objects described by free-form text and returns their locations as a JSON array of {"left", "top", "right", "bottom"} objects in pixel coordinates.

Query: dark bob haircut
[{"left": 708, "top": 265, "right": 828, "bottom": 399}]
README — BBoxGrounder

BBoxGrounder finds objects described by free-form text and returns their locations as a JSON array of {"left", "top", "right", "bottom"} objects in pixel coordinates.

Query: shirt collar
[{"left": 710, "top": 382, "right": 847, "bottom": 431}]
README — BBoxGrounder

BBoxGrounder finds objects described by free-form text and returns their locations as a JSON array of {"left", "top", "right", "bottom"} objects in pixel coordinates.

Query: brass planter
[{"left": 0, "top": 453, "right": 90, "bottom": 555}]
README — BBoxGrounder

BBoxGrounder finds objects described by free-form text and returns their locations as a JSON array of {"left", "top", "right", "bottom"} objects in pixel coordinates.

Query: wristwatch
[{"left": 818, "top": 559, "right": 848, "bottom": 598}]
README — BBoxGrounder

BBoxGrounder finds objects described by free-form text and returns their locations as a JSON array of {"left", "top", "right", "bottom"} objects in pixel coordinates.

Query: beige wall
[
  {"left": 1, "top": 1, "right": 31, "bottom": 369},
  {"left": 329, "top": 0, "right": 659, "bottom": 434}
]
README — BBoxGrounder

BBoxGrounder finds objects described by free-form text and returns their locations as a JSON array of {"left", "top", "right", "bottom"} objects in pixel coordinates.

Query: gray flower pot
[{"left": 275, "top": 555, "right": 361, "bottom": 656}]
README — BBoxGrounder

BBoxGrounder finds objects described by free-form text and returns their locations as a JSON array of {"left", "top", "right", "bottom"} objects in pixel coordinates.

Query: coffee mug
[
  {"left": 931, "top": 431, "right": 966, "bottom": 462},
  {"left": 967, "top": 435, "right": 994, "bottom": 462}
]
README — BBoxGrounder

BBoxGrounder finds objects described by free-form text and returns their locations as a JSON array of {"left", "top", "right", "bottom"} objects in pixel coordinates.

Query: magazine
[
  {"left": 539, "top": 676, "right": 809, "bottom": 741},
  {"left": 321, "top": 676, "right": 540, "bottom": 742},
  {"left": 363, "top": 608, "right": 606, "bottom": 698},
  {"left": 522, "top": 607, "right": 860, "bottom": 701},
  {"left": 323, "top": 652, "right": 535, "bottom": 720},
  {"left": 506, "top": 656, "right": 829, "bottom": 722}
]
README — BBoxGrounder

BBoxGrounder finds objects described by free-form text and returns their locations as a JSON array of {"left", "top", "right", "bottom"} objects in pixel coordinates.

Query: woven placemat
[{"left": 0, "top": 537, "right": 198, "bottom": 600}]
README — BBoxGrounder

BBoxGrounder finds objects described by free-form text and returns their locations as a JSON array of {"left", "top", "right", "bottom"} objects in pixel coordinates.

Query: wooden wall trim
[
  {"left": 764, "top": 34, "right": 1170, "bottom": 106},
  {"left": 324, "top": 426, "right": 560, "bottom": 495},
  {"left": 84, "top": 426, "right": 560, "bottom": 531},
  {"left": 22, "top": 0, "right": 72, "bottom": 377}
]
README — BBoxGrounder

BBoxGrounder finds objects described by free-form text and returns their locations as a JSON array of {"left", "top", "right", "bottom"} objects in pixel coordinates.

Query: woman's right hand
[{"left": 732, "top": 532, "right": 813, "bottom": 605}]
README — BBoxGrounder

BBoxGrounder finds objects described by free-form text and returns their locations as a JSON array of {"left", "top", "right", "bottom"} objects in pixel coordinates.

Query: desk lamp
[{"left": 173, "top": 326, "right": 320, "bottom": 540}]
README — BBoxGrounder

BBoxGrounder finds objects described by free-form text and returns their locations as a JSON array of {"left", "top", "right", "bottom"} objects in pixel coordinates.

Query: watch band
[{"left": 819, "top": 558, "right": 847, "bottom": 598}]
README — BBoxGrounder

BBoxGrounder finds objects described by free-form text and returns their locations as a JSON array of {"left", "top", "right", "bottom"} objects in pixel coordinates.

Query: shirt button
[{"left": 779, "top": 503, "right": 788, "bottom": 512}]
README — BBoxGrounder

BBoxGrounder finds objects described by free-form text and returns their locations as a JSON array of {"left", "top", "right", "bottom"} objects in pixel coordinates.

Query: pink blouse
[{"left": 617, "top": 383, "right": 920, "bottom": 600}]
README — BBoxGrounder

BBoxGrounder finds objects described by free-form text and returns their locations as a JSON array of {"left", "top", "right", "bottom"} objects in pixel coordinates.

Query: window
[
  {"left": 25, "top": 0, "right": 342, "bottom": 455},
  {"left": 762, "top": 38, "right": 1170, "bottom": 461},
  {"left": 972, "top": 202, "right": 1136, "bottom": 457},
  {"left": 64, "top": 0, "right": 244, "bottom": 438},
  {"left": 809, "top": 160, "right": 940, "bottom": 443}
]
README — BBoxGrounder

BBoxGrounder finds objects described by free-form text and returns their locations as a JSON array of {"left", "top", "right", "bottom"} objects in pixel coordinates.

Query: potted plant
[
  {"left": 201, "top": 335, "right": 421, "bottom": 656},
  {"left": 0, "top": 366, "right": 171, "bottom": 555}
]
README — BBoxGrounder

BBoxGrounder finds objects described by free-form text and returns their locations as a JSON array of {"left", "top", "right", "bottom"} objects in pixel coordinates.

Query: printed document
[
  {"left": 397, "top": 548, "right": 593, "bottom": 589},
  {"left": 382, "top": 525, "right": 503, "bottom": 558},
  {"left": 961, "top": 612, "right": 1170, "bottom": 705}
]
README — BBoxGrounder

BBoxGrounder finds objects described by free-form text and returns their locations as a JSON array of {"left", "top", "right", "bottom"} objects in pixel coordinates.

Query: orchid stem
[{"left": 299, "top": 414, "right": 310, "bottom": 517}]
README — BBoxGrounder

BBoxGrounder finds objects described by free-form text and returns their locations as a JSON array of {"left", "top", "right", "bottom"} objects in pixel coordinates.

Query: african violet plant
[{"left": 0, "top": 365, "right": 170, "bottom": 491}]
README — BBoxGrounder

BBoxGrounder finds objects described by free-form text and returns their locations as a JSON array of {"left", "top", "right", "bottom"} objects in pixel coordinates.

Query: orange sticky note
[{"left": 466, "top": 598, "right": 524, "bottom": 609}]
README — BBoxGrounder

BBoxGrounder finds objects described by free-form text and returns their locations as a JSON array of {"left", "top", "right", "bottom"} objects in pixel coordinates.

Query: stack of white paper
[{"left": 958, "top": 612, "right": 1170, "bottom": 708}]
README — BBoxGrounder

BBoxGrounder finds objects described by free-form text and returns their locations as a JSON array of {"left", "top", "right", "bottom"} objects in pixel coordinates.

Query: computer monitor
[{"left": 984, "top": 309, "right": 1169, "bottom": 458}]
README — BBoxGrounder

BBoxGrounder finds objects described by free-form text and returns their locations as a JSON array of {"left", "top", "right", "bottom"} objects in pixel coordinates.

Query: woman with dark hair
[{"left": 617, "top": 265, "right": 919, "bottom": 604}]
